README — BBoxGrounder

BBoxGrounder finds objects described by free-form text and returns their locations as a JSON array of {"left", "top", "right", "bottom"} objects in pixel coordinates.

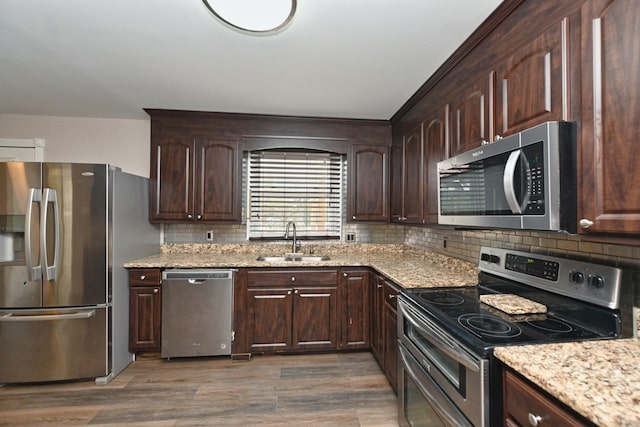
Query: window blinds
[{"left": 247, "top": 150, "right": 343, "bottom": 239}]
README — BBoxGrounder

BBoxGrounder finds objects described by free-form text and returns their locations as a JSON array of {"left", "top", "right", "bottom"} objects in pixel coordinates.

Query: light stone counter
[
  {"left": 494, "top": 339, "right": 640, "bottom": 427},
  {"left": 124, "top": 244, "right": 479, "bottom": 289}
]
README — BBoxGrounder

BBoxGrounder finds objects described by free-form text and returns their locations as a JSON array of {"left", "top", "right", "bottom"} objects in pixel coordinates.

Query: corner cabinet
[
  {"left": 348, "top": 144, "right": 389, "bottom": 222},
  {"left": 578, "top": 0, "right": 640, "bottom": 235},
  {"left": 128, "top": 268, "right": 162, "bottom": 352},
  {"left": 150, "top": 136, "right": 242, "bottom": 223}
]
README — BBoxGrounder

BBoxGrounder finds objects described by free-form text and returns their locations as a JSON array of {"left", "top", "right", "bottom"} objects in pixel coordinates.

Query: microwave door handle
[
  {"left": 398, "top": 302, "right": 480, "bottom": 372},
  {"left": 503, "top": 149, "right": 532, "bottom": 214},
  {"left": 24, "top": 188, "right": 42, "bottom": 281}
]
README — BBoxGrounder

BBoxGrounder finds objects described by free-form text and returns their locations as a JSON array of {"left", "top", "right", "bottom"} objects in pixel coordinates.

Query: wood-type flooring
[{"left": 0, "top": 352, "right": 399, "bottom": 426}]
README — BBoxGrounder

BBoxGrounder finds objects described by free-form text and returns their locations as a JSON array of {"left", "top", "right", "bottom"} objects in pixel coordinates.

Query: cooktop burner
[
  {"left": 418, "top": 291, "right": 466, "bottom": 306},
  {"left": 458, "top": 313, "right": 523, "bottom": 338},
  {"left": 526, "top": 317, "right": 573, "bottom": 334}
]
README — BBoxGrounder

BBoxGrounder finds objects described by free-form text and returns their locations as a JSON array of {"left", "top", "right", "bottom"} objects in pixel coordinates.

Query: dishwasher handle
[{"left": 163, "top": 269, "right": 236, "bottom": 281}]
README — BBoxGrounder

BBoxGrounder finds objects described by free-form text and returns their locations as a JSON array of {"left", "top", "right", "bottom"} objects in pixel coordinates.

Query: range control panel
[{"left": 478, "top": 247, "right": 624, "bottom": 309}]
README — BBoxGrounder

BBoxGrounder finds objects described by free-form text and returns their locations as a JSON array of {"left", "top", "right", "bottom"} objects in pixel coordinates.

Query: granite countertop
[
  {"left": 495, "top": 339, "right": 640, "bottom": 427},
  {"left": 124, "top": 243, "right": 479, "bottom": 289}
]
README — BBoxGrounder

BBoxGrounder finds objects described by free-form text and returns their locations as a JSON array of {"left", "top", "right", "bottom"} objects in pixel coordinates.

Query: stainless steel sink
[{"left": 256, "top": 255, "right": 330, "bottom": 262}]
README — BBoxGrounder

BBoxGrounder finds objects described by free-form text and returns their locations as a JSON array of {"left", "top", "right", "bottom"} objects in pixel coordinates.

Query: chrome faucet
[{"left": 284, "top": 221, "right": 300, "bottom": 254}]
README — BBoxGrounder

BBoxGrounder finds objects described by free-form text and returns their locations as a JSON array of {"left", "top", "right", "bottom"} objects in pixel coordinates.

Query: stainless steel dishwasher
[{"left": 161, "top": 269, "right": 234, "bottom": 359}]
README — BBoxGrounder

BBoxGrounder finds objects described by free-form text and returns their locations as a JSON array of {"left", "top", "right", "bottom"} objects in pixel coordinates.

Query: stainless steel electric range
[{"left": 397, "top": 246, "right": 635, "bottom": 427}]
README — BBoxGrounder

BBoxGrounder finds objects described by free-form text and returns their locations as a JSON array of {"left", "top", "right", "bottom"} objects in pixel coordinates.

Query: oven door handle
[
  {"left": 399, "top": 345, "right": 474, "bottom": 427},
  {"left": 399, "top": 301, "right": 480, "bottom": 372}
]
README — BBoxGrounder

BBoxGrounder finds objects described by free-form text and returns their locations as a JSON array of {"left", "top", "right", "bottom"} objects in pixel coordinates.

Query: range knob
[
  {"left": 588, "top": 274, "right": 605, "bottom": 289},
  {"left": 569, "top": 271, "right": 585, "bottom": 284}
]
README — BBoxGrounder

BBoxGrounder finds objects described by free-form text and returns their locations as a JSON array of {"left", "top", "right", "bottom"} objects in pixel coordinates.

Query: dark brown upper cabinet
[
  {"left": 150, "top": 137, "right": 241, "bottom": 223},
  {"left": 348, "top": 144, "right": 389, "bottom": 222},
  {"left": 450, "top": 74, "right": 491, "bottom": 156},
  {"left": 422, "top": 107, "right": 448, "bottom": 225},
  {"left": 578, "top": 0, "right": 640, "bottom": 235},
  {"left": 494, "top": 18, "right": 568, "bottom": 139},
  {"left": 391, "top": 125, "right": 423, "bottom": 223}
]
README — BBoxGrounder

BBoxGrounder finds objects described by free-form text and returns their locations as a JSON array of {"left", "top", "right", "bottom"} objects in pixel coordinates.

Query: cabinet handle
[
  {"left": 291, "top": 276, "right": 296, "bottom": 282},
  {"left": 481, "top": 139, "right": 490, "bottom": 146},
  {"left": 153, "top": 288, "right": 159, "bottom": 294},
  {"left": 388, "top": 294, "right": 396, "bottom": 300},
  {"left": 187, "top": 214, "right": 193, "bottom": 219},
  {"left": 287, "top": 290, "right": 292, "bottom": 295},
  {"left": 139, "top": 275, "right": 146, "bottom": 281},
  {"left": 377, "top": 284, "right": 382, "bottom": 289},
  {"left": 197, "top": 214, "right": 202, "bottom": 220},
  {"left": 579, "top": 218, "right": 594, "bottom": 229},
  {"left": 527, "top": 413, "right": 542, "bottom": 427},
  {"left": 343, "top": 273, "right": 348, "bottom": 277},
  {"left": 495, "top": 134, "right": 503, "bottom": 141},
  {"left": 352, "top": 216, "right": 356, "bottom": 220},
  {"left": 294, "top": 289, "right": 299, "bottom": 294}
]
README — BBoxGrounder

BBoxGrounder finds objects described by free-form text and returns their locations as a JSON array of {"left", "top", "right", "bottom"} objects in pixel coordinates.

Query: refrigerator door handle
[
  {"left": 0, "top": 309, "right": 96, "bottom": 322},
  {"left": 41, "top": 188, "right": 61, "bottom": 282},
  {"left": 25, "top": 188, "right": 42, "bottom": 281}
]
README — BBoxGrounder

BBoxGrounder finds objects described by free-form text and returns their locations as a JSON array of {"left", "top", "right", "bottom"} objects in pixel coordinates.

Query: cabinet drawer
[
  {"left": 247, "top": 269, "right": 338, "bottom": 287},
  {"left": 504, "top": 369, "right": 589, "bottom": 427},
  {"left": 384, "top": 280, "right": 399, "bottom": 309},
  {"left": 129, "top": 269, "right": 162, "bottom": 286}
]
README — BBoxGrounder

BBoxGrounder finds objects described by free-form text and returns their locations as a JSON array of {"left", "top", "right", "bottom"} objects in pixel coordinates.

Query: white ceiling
[{"left": 0, "top": 0, "right": 503, "bottom": 121}]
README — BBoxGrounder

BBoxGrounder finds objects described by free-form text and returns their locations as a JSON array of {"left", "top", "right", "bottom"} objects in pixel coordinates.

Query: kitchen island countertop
[
  {"left": 495, "top": 339, "right": 640, "bottom": 427},
  {"left": 124, "top": 243, "right": 479, "bottom": 289}
]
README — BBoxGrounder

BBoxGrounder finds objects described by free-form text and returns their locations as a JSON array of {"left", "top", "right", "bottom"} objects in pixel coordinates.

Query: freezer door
[
  {"left": 0, "top": 306, "right": 108, "bottom": 383},
  {"left": 42, "top": 164, "right": 108, "bottom": 307},
  {"left": 0, "top": 162, "right": 43, "bottom": 308}
]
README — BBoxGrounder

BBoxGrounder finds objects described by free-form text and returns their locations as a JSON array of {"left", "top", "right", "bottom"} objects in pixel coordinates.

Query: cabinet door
[
  {"left": 369, "top": 274, "right": 384, "bottom": 365},
  {"left": 129, "top": 286, "right": 161, "bottom": 351},
  {"left": 247, "top": 288, "right": 293, "bottom": 352},
  {"left": 450, "top": 75, "right": 491, "bottom": 156},
  {"left": 494, "top": 20, "right": 568, "bottom": 138},
  {"left": 579, "top": 0, "right": 640, "bottom": 234},
  {"left": 150, "top": 137, "right": 195, "bottom": 221},
  {"left": 383, "top": 281, "right": 399, "bottom": 391},
  {"left": 349, "top": 144, "right": 389, "bottom": 222},
  {"left": 196, "top": 138, "right": 241, "bottom": 222},
  {"left": 340, "top": 269, "right": 370, "bottom": 350},
  {"left": 403, "top": 126, "right": 424, "bottom": 223},
  {"left": 422, "top": 107, "right": 448, "bottom": 224},
  {"left": 390, "top": 140, "right": 404, "bottom": 222},
  {"left": 292, "top": 286, "right": 338, "bottom": 351}
]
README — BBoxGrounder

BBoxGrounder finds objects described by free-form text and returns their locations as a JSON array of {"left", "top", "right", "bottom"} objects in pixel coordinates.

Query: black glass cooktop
[{"left": 401, "top": 277, "right": 621, "bottom": 354}]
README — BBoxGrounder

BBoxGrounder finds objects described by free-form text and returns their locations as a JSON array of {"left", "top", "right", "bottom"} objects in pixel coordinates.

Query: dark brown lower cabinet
[
  {"left": 128, "top": 269, "right": 162, "bottom": 352},
  {"left": 245, "top": 269, "right": 339, "bottom": 353},
  {"left": 383, "top": 280, "right": 400, "bottom": 391},
  {"left": 370, "top": 273, "right": 385, "bottom": 365},
  {"left": 503, "top": 368, "right": 591, "bottom": 427},
  {"left": 339, "top": 268, "right": 370, "bottom": 350}
]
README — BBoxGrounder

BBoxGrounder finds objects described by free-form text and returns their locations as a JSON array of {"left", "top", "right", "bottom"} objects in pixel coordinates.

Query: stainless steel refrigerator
[{"left": 0, "top": 162, "right": 160, "bottom": 384}]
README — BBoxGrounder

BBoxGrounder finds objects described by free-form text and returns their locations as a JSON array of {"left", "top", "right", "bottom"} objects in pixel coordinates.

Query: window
[{"left": 247, "top": 149, "right": 343, "bottom": 239}]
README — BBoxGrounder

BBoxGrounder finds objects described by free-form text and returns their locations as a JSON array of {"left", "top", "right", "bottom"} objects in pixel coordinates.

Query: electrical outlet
[
  {"left": 443, "top": 238, "right": 447, "bottom": 248},
  {"left": 346, "top": 232, "right": 356, "bottom": 242},
  {"left": 206, "top": 230, "right": 214, "bottom": 241}
]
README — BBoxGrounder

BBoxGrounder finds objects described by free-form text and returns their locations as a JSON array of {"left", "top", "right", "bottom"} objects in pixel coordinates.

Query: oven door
[
  {"left": 398, "top": 297, "right": 489, "bottom": 427},
  {"left": 398, "top": 343, "right": 473, "bottom": 427}
]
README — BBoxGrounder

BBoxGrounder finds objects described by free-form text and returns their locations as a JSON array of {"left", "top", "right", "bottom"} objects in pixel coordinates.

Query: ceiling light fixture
[{"left": 201, "top": 0, "right": 296, "bottom": 36}]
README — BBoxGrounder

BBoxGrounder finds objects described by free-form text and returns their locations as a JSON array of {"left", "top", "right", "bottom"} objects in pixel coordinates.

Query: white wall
[{"left": 0, "top": 114, "right": 150, "bottom": 177}]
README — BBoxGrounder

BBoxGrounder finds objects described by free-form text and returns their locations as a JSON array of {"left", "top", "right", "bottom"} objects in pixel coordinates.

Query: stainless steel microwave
[{"left": 437, "top": 121, "right": 577, "bottom": 232}]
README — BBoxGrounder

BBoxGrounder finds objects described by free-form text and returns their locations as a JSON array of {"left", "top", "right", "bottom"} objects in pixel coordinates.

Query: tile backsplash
[{"left": 164, "top": 222, "right": 640, "bottom": 268}]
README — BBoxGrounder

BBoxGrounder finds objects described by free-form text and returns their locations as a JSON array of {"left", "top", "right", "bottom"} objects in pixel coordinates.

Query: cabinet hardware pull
[
  {"left": 287, "top": 290, "right": 291, "bottom": 295},
  {"left": 579, "top": 218, "right": 594, "bottom": 228},
  {"left": 343, "top": 273, "right": 348, "bottom": 277},
  {"left": 140, "top": 275, "right": 146, "bottom": 280},
  {"left": 388, "top": 294, "right": 396, "bottom": 300},
  {"left": 187, "top": 214, "right": 193, "bottom": 219},
  {"left": 197, "top": 214, "right": 202, "bottom": 219},
  {"left": 295, "top": 289, "right": 299, "bottom": 294},
  {"left": 495, "top": 134, "right": 503, "bottom": 141},
  {"left": 377, "top": 284, "right": 382, "bottom": 289},
  {"left": 291, "top": 277, "right": 296, "bottom": 282},
  {"left": 527, "top": 413, "right": 542, "bottom": 426},
  {"left": 352, "top": 216, "right": 356, "bottom": 220},
  {"left": 153, "top": 288, "right": 159, "bottom": 294}
]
